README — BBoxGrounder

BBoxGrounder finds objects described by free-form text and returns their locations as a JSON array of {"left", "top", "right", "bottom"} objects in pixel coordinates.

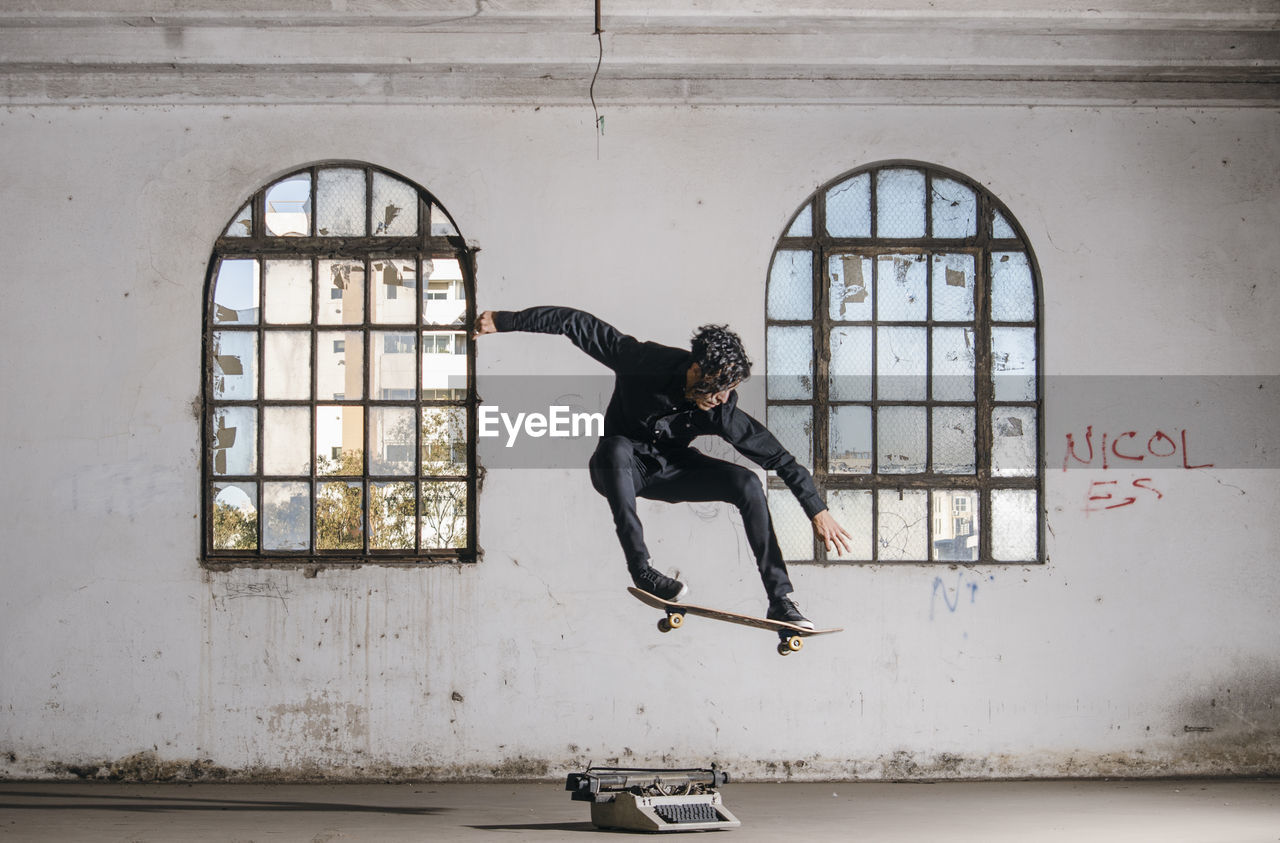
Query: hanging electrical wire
[{"left": 590, "top": 0, "right": 604, "bottom": 157}]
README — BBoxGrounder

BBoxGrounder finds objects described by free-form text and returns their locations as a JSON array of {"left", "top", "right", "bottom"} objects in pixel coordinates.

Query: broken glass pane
[
  {"left": 224, "top": 202, "right": 253, "bottom": 238},
  {"left": 877, "top": 326, "right": 927, "bottom": 401},
  {"left": 421, "top": 331, "right": 468, "bottom": 400},
  {"left": 421, "top": 481, "right": 467, "bottom": 549},
  {"left": 829, "top": 326, "right": 872, "bottom": 401},
  {"left": 932, "top": 406, "right": 976, "bottom": 474},
  {"left": 211, "top": 331, "right": 257, "bottom": 401},
  {"left": 767, "top": 250, "right": 812, "bottom": 321},
  {"left": 876, "top": 168, "right": 926, "bottom": 238},
  {"left": 263, "top": 406, "right": 311, "bottom": 476},
  {"left": 877, "top": 406, "right": 926, "bottom": 474},
  {"left": 931, "top": 177, "right": 977, "bottom": 239},
  {"left": 422, "top": 407, "right": 468, "bottom": 475},
  {"left": 826, "top": 489, "right": 872, "bottom": 560},
  {"left": 423, "top": 258, "right": 467, "bottom": 326},
  {"left": 992, "top": 488, "right": 1038, "bottom": 561},
  {"left": 769, "top": 488, "right": 812, "bottom": 561},
  {"left": 316, "top": 481, "right": 363, "bottom": 550},
  {"left": 372, "top": 172, "right": 418, "bottom": 236},
  {"left": 212, "top": 259, "right": 259, "bottom": 324},
  {"left": 931, "top": 327, "right": 976, "bottom": 402},
  {"left": 825, "top": 173, "right": 871, "bottom": 237},
  {"left": 262, "top": 481, "right": 310, "bottom": 551},
  {"left": 828, "top": 405, "right": 871, "bottom": 474},
  {"left": 317, "top": 167, "right": 367, "bottom": 237},
  {"left": 371, "top": 259, "right": 417, "bottom": 324},
  {"left": 877, "top": 488, "right": 927, "bottom": 561},
  {"left": 992, "top": 209, "right": 1017, "bottom": 240},
  {"left": 991, "top": 327, "right": 1037, "bottom": 401},
  {"left": 876, "top": 254, "right": 927, "bottom": 321},
  {"left": 992, "top": 407, "right": 1037, "bottom": 477},
  {"left": 786, "top": 203, "right": 812, "bottom": 237},
  {"left": 931, "top": 253, "right": 975, "bottom": 321},
  {"left": 766, "top": 326, "right": 813, "bottom": 400},
  {"left": 263, "top": 259, "right": 312, "bottom": 325},
  {"left": 318, "top": 330, "right": 363, "bottom": 401},
  {"left": 370, "top": 481, "right": 416, "bottom": 550},
  {"left": 211, "top": 406, "right": 257, "bottom": 476},
  {"left": 991, "top": 252, "right": 1035, "bottom": 322},
  {"left": 318, "top": 260, "right": 365, "bottom": 325},
  {"left": 828, "top": 254, "right": 873, "bottom": 321},
  {"left": 932, "top": 490, "right": 980, "bottom": 562},
  {"left": 212, "top": 482, "right": 258, "bottom": 550},
  {"left": 263, "top": 330, "right": 310, "bottom": 400},
  {"left": 372, "top": 332, "right": 417, "bottom": 400},
  {"left": 370, "top": 406, "right": 416, "bottom": 476},
  {"left": 265, "top": 173, "right": 311, "bottom": 237},
  {"left": 767, "top": 405, "right": 812, "bottom": 473},
  {"left": 316, "top": 405, "right": 363, "bottom": 476},
  {"left": 430, "top": 204, "right": 459, "bottom": 237}
]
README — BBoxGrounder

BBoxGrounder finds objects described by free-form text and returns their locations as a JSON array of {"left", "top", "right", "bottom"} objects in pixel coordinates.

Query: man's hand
[
  {"left": 812, "top": 509, "right": 853, "bottom": 557},
  {"left": 474, "top": 310, "right": 497, "bottom": 338}
]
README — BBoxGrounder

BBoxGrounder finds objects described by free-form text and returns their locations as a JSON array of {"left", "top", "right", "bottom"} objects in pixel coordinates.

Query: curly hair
[{"left": 689, "top": 324, "right": 752, "bottom": 394}]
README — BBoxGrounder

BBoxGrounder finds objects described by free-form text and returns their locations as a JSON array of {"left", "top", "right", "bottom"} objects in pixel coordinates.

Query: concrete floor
[{"left": 0, "top": 779, "right": 1277, "bottom": 842}]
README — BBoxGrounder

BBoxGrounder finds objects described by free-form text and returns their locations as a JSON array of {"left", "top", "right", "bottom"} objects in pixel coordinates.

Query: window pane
[
  {"left": 992, "top": 489, "right": 1038, "bottom": 561},
  {"left": 876, "top": 254, "right": 927, "bottom": 321},
  {"left": 767, "top": 250, "right": 812, "bottom": 321},
  {"left": 877, "top": 406, "right": 926, "bottom": 474},
  {"left": 211, "top": 406, "right": 256, "bottom": 475},
  {"left": 263, "top": 406, "right": 311, "bottom": 476},
  {"left": 829, "top": 405, "right": 871, "bottom": 474},
  {"left": 767, "top": 405, "right": 812, "bottom": 473},
  {"left": 786, "top": 203, "right": 812, "bottom": 237},
  {"left": 828, "top": 254, "right": 873, "bottom": 321},
  {"left": 265, "top": 173, "right": 311, "bottom": 237},
  {"left": 211, "top": 331, "right": 257, "bottom": 401},
  {"left": 318, "top": 330, "right": 363, "bottom": 401},
  {"left": 422, "top": 331, "right": 468, "bottom": 400},
  {"left": 263, "top": 259, "right": 312, "bottom": 325},
  {"left": 373, "top": 331, "right": 417, "bottom": 400},
  {"left": 931, "top": 177, "right": 977, "bottom": 239},
  {"left": 876, "top": 168, "right": 926, "bottom": 238},
  {"left": 421, "top": 481, "right": 467, "bottom": 549},
  {"left": 213, "top": 259, "right": 259, "bottom": 324},
  {"left": 224, "top": 203, "right": 252, "bottom": 238},
  {"left": 932, "top": 327, "right": 975, "bottom": 401},
  {"left": 212, "top": 482, "right": 258, "bottom": 550},
  {"left": 370, "top": 406, "right": 416, "bottom": 476},
  {"left": 877, "top": 489, "right": 927, "bottom": 561},
  {"left": 429, "top": 204, "right": 459, "bottom": 237},
  {"left": 316, "top": 481, "right": 363, "bottom": 550},
  {"left": 992, "top": 209, "right": 1017, "bottom": 239},
  {"left": 932, "top": 490, "right": 979, "bottom": 562},
  {"left": 992, "top": 407, "right": 1037, "bottom": 477},
  {"left": 768, "top": 488, "right": 812, "bottom": 561},
  {"left": 932, "top": 406, "right": 975, "bottom": 474},
  {"left": 829, "top": 326, "right": 871, "bottom": 401},
  {"left": 423, "top": 258, "right": 467, "bottom": 326},
  {"left": 422, "top": 407, "right": 468, "bottom": 475},
  {"left": 370, "top": 481, "right": 416, "bottom": 550},
  {"left": 371, "top": 260, "right": 417, "bottom": 324},
  {"left": 372, "top": 172, "right": 418, "bottom": 236},
  {"left": 877, "top": 326, "right": 927, "bottom": 401},
  {"left": 316, "top": 405, "right": 363, "bottom": 476},
  {"left": 991, "top": 252, "right": 1035, "bottom": 322},
  {"left": 318, "top": 260, "right": 365, "bottom": 325},
  {"left": 991, "top": 327, "right": 1037, "bottom": 401},
  {"left": 826, "top": 490, "right": 872, "bottom": 560},
  {"left": 931, "top": 253, "right": 975, "bottom": 321},
  {"left": 766, "top": 326, "right": 813, "bottom": 400},
  {"left": 825, "top": 173, "right": 870, "bottom": 237},
  {"left": 263, "top": 481, "right": 310, "bottom": 551},
  {"left": 263, "top": 330, "right": 311, "bottom": 400},
  {"left": 317, "top": 167, "right": 367, "bottom": 237}
]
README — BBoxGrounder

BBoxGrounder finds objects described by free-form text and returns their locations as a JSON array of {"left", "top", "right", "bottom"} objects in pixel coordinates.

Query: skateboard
[{"left": 627, "top": 587, "right": 842, "bottom": 656}]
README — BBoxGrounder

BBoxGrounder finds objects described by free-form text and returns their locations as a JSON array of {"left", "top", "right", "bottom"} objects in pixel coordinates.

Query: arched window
[
  {"left": 765, "top": 161, "right": 1042, "bottom": 564},
  {"left": 203, "top": 162, "right": 477, "bottom": 564}
]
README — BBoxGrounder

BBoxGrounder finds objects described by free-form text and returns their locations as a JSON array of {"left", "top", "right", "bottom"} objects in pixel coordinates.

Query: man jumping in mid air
[{"left": 475, "top": 306, "right": 852, "bottom": 629}]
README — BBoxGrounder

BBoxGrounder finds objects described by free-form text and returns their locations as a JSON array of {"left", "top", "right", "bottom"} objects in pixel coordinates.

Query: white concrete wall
[{"left": 0, "top": 101, "right": 1277, "bottom": 780}]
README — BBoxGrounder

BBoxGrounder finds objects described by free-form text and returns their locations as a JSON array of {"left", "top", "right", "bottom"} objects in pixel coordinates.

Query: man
[{"left": 474, "top": 306, "right": 851, "bottom": 629}]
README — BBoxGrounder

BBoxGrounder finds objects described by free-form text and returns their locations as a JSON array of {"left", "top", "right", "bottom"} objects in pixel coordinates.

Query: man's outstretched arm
[{"left": 474, "top": 307, "right": 639, "bottom": 372}]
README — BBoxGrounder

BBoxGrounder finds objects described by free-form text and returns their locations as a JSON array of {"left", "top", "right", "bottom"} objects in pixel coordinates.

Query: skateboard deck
[{"left": 627, "top": 587, "right": 842, "bottom": 656}]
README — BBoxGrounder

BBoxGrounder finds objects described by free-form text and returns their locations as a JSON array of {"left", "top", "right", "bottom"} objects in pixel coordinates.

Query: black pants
[{"left": 588, "top": 435, "right": 794, "bottom": 601}]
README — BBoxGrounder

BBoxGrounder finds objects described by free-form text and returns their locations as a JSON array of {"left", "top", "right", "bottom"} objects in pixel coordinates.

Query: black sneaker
[
  {"left": 767, "top": 596, "right": 815, "bottom": 631},
  {"left": 631, "top": 565, "right": 688, "bottom": 602}
]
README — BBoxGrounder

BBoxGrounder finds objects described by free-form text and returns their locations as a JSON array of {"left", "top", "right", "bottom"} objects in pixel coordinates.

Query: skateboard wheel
[
  {"left": 777, "top": 642, "right": 792, "bottom": 656},
  {"left": 657, "top": 618, "right": 672, "bottom": 633},
  {"left": 784, "top": 636, "right": 804, "bottom": 653},
  {"left": 667, "top": 612, "right": 684, "bottom": 629}
]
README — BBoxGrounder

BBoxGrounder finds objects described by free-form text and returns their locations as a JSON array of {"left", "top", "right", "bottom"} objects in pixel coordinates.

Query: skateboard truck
[{"left": 566, "top": 765, "right": 741, "bottom": 832}]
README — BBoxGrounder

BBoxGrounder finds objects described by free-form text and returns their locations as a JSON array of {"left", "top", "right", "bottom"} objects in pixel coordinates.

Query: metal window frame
[
  {"left": 766, "top": 160, "right": 1044, "bottom": 565},
  {"left": 202, "top": 161, "right": 479, "bottom": 568}
]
